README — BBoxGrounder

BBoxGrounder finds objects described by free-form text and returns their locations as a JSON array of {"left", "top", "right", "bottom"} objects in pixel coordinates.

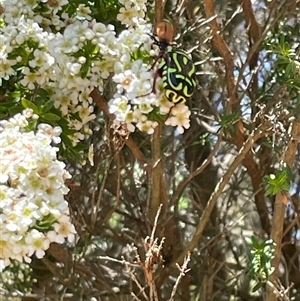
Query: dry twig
[{"left": 167, "top": 253, "right": 191, "bottom": 301}]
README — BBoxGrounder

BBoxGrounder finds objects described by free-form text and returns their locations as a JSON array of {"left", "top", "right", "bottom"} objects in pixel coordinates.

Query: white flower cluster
[
  {"left": 0, "top": 109, "right": 76, "bottom": 266},
  {"left": 0, "top": 259, "right": 35, "bottom": 292},
  {"left": 2, "top": 0, "right": 69, "bottom": 27},
  {"left": 117, "top": 0, "right": 146, "bottom": 27},
  {"left": 0, "top": 0, "right": 191, "bottom": 137},
  {"left": 109, "top": 1, "right": 191, "bottom": 134}
]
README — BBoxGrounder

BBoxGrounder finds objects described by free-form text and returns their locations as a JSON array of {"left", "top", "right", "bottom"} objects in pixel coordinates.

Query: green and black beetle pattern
[
  {"left": 159, "top": 46, "right": 196, "bottom": 103},
  {"left": 145, "top": 21, "right": 197, "bottom": 103}
]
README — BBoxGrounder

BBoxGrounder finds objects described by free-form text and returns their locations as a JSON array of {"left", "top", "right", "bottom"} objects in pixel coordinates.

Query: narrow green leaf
[
  {"left": 41, "top": 100, "right": 54, "bottom": 114},
  {"left": 42, "top": 113, "right": 61, "bottom": 121},
  {"left": 21, "top": 98, "right": 40, "bottom": 114}
]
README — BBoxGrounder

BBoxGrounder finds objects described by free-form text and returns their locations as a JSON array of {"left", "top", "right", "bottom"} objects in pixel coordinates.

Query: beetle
[{"left": 149, "top": 21, "right": 196, "bottom": 103}]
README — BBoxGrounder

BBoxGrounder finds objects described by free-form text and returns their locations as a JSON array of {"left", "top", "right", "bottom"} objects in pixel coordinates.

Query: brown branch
[
  {"left": 204, "top": 0, "right": 271, "bottom": 233},
  {"left": 234, "top": 0, "right": 299, "bottom": 97},
  {"left": 148, "top": 125, "right": 166, "bottom": 224},
  {"left": 158, "top": 126, "right": 266, "bottom": 276},
  {"left": 245, "top": 156, "right": 271, "bottom": 233},
  {"left": 241, "top": 0, "right": 261, "bottom": 101},
  {"left": 175, "top": 0, "right": 189, "bottom": 14},
  {"left": 91, "top": 156, "right": 114, "bottom": 228},
  {"left": 170, "top": 132, "right": 222, "bottom": 204},
  {"left": 103, "top": 155, "right": 122, "bottom": 223},
  {"left": 147, "top": 0, "right": 169, "bottom": 227},
  {"left": 167, "top": 253, "right": 191, "bottom": 301},
  {"left": 149, "top": 4, "right": 163, "bottom": 228},
  {"left": 203, "top": 0, "right": 238, "bottom": 113},
  {"left": 241, "top": 0, "right": 261, "bottom": 54},
  {"left": 155, "top": 0, "right": 165, "bottom": 23},
  {"left": 178, "top": 129, "right": 265, "bottom": 260},
  {"left": 266, "top": 121, "right": 300, "bottom": 301}
]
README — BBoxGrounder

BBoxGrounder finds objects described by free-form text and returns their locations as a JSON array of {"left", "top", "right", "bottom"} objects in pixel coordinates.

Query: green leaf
[
  {"left": 287, "top": 78, "right": 300, "bottom": 90},
  {"left": 218, "top": 111, "right": 240, "bottom": 134},
  {"left": 8, "top": 91, "right": 21, "bottom": 99},
  {"left": 0, "top": 101, "right": 18, "bottom": 108},
  {"left": 41, "top": 100, "right": 54, "bottom": 114},
  {"left": 37, "top": 88, "right": 50, "bottom": 98},
  {"left": 252, "top": 282, "right": 263, "bottom": 292},
  {"left": 61, "top": 133, "right": 74, "bottom": 148},
  {"left": 285, "top": 62, "right": 296, "bottom": 78},
  {"left": 41, "top": 113, "right": 61, "bottom": 121},
  {"left": 265, "top": 186, "right": 275, "bottom": 196},
  {"left": 263, "top": 167, "right": 291, "bottom": 196},
  {"left": 61, "top": 127, "right": 77, "bottom": 135},
  {"left": 21, "top": 98, "right": 40, "bottom": 114},
  {"left": 73, "top": 143, "right": 90, "bottom": 151},
  {"left": 80, "top": 60, "right": 90, "bottom": 78},
  {"left": 250, "top": 236, "right": 259, "bottom": 249}
]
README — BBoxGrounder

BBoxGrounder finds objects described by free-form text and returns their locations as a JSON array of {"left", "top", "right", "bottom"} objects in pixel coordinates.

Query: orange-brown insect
[{"left": 155, "top": 21, "right": 174, "bottom": 45}]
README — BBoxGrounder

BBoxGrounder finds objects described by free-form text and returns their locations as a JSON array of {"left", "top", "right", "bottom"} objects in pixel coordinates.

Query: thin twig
[
  {"left": 266, "top": 121, "right": 300, "bottom": 300},
  {"left": 124, "top": 261, "right": 150, "bottom": 301},
  {"left": 171, "top": 132, "right": 223, "bottom": 205},
  {"left": 150, "top": 204, "right": 163, "bottom": 244},
  {"left": 91, "top": 157, "right": 114, "bottom": 228},
  {"left": 234, "top": 0, "right": 299, "bottom": 98},
  {"left": 171, "top": 125, "right": 268, "bottom": 266},
  {"left": 168, "top": 253, "right": 191, "bottom": 301},
  {"left": 98, "top": 255, "right": 139, "bottom": 267},
  {"left": 131, "top": 292, "right": 143, "bottom": 301},
  {"left": 103, "top": 155, "right": 122, "bottom": 223},
  {"left": 203, "top": 0, "right": 238, "bottom": 112}
]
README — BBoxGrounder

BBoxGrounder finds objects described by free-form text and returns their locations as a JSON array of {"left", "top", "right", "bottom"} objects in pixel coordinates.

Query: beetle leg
[{"left": 137, "top": 68, "right": 161, "bottom": 98}]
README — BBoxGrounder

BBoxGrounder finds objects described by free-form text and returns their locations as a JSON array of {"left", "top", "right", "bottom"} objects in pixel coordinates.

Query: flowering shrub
[
  {"left": 0, "top": 0, "right": 193, "bottom": 267},
  {"left": 0, "top": 109, "right": 75, "bottom": 266},
  {"left": 0, "top": 0, "right": 192, "bottom": 139}
]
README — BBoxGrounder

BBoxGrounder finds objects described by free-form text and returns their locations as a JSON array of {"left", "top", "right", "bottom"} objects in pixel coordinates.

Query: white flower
[
  {"left": 1, "top": 0, "right": 188, "bottom": 138},
  {"left": 20, "top": 67, "right": 38, "bottom": 90},
  {"left": 113, "top": 70, "right": 137, "bottom": 92},
  {"left": 0, "top": 53, "right": 16, "bottom": 78},
  {"left": 158, "top": 96, "right": 174, "bottom": 115},
  {"left": 76, "top": 4, "right": 92, "bottom": 20},
  {"left": 136, "top": 119, "right": 158, "bottom": 134},
  {"left": 139, "top": 102, "right": 154, "bottom": 114},
  {"left": 22, "top": 108, "right": 34, "bottom": 118},
  {"left": 109, "top": 94, "right": 131, "bottom": 120},
  {"left": 67, "top": 61, "right": 82, "bottom": 75},
  {"left": 29, "top": 49, "right": 55, "bottom": 70},
  {"left": 37, "top": 124, "right": 62, "bottom": 144},
  {"left": 0, "top": 111, "right": 75, "bottom": 265},
  {"left": 53, "top": 215, "right": 76, "bottom": 243},
  {"left": 25, "top": 230, "right": 50, "bottom": 259},
  {"left": 116, "top": 0, "right": 146, "bottom": 26},
  {"left": 165, "top": 103, "right": 191, "bottom": 134},
  {"left": 88, "top": 144, "right": 94, "bottom": 166}
]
